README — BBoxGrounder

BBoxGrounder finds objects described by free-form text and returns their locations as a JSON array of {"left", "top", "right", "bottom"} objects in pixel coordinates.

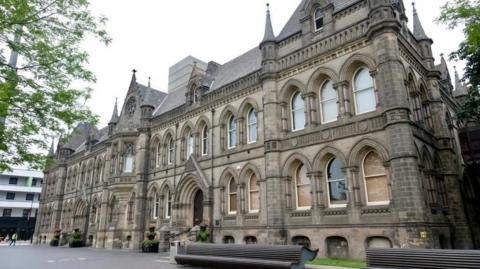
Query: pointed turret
[
  {"left": 412, "top": 2, "right": 429, "bottom": 40},
  {"left": 128, "top": 69, "right": 137, "bottom": 94},
  {"left": 262, "top": 3, "right": 275, "bottom": 44},
  {"left": 438, "top": 53, "right": 450, "bottom": 80},
  {"left": 108, "top": 98, "right": 119, "bottom": 135}
]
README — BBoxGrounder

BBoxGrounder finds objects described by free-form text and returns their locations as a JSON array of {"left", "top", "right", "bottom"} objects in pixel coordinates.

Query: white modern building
[{"left": 0, "top": 168, "right": 43, "bottom": 240}]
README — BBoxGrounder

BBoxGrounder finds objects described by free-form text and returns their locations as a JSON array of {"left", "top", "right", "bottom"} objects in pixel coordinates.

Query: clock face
[{"left": 126, "top": 97, "right": 136, "bottom": 116}]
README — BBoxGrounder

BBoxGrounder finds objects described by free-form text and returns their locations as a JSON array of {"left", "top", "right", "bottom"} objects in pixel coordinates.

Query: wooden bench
[
  {"left": 175, "top": 243, "right": 318, "bottom": 269},
  {"left": 364, "top": 248, "right": 480, "bottom": 269}
]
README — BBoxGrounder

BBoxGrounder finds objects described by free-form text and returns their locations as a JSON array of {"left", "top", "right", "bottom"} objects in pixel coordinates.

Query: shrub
[
  {"left": 142, "top": 239, "right": 159, "bottom": 253},
  {"left": 69, "top": 229, "right": 84, "bottom": 248}
]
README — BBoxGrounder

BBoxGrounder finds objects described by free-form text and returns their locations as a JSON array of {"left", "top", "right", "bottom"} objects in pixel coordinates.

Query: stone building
[{"left": 35, "top": 0, "right": 475, "bottom": 258}]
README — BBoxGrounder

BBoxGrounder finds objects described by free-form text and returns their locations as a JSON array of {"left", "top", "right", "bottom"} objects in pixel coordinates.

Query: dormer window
[
  {"left": 314, "top": 8, "right": 324, "bottom": 31},
  {"left": 193, "top": 88, "right": 198, "bottom": 104}
]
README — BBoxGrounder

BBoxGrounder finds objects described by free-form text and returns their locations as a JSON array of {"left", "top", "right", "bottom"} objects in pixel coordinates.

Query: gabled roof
[{"left": 276, "top": 0, "right": 361, "bottom": 41}]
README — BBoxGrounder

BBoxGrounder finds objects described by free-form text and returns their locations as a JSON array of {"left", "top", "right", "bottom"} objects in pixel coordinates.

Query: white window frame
[
  {"left": 353, "top": 67, "right": 377, "bottom": 115},
  {"left": 192, "top": 88, "right": 198, "bottom": 104},
  {"left": 167, "top": 138, "right": 174, "bottom": 165},
  {"left": 227, "top": 115, "right": 237, "bottom": 149},
  {"left": 295, "top": 163, "right": 311, "bottom": 211},
  {"left": 248, "top": 174, "right": 260, "bottom": 213},
  {"left": 291, "top": 91, "right": 306, "bottom": 132},
  {"left": 247, "top": 108, "right": 257, "bottom": 144},
  {"left": 362, "top": 151, "right": 390, "bottom": 206},
  {"left": 326, "top": 158, "right": 347, "bottom": 208},
  {"left": 155, "top": 142, "right": 161, "bottom": 168},
  {"left": 314, "top": 8, "right": 324, "bottom": 32},
  {"left": 201, "top": 125, "right": 208, "bottom": 156},
  {"left": 123, "top": 143, "right": 134, "bottom": 173},
  {"left": 320, "top": 80, "right": 338, "bottom": 124},
  {"left": 227, "top": 177, "right": 237, "bottom": 215},
  {"left": 186, "top": 130, "right": 194, "bottom": 158}
]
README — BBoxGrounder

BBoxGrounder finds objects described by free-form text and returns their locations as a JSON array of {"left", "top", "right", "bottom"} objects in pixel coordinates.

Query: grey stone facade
[{"left": 34, "top": 0, "right": 473, "bottom": 259}]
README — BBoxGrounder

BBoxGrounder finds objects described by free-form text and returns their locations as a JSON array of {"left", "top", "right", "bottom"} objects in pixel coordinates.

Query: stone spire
[
  {"left": 109, "top": 98, "right": 119, "bottom": 124},
  {"left": 48, "top": 138, "right": 55, "bottom": 157},
  {"left": 262, "top": 3, "right": 275, "bottom": 43},
  {"left": 412, "top": 2, "right": 429, "bottom": 40},
  {"left": 454, "top": 66, "right": 468, "bottom": 97},
  {"left": 438, "top": 53, "right": 450, "bottom": 80},
  {"left": 128, "top": 69, "right": 137, "bottom": 93}
]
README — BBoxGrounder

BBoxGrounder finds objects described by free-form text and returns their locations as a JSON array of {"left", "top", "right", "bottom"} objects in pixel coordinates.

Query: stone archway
[
  {"left": 175, "top": 172, "right": 212, "bottom": 229},
  {"left": 193, "top": 190, "right": 204, "bottom": 226}
]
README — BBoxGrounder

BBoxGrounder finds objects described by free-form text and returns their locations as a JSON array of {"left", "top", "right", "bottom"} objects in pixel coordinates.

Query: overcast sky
[{"left": 81, "top": 0, "right": 465, "bottom": 128}]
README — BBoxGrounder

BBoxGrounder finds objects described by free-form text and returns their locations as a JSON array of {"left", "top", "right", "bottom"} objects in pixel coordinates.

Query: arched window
[
  {"left": 408, "top": 78, "right": 423, "bottom": 122},
  {"left": 320, "top": 80, "right": 338, "bottom": 123},
  {"left": 153, "top": 192, "right": 159, "bottom": 219},
  {"left": 168, "top": 137, "right": 174, "bottom": 165},
  {"left": 223, "top": 236, "right": 235, "bottom": 244},
  {"left": 295, "top": 164, "right": 311, "bottom": 210},
  {"left": 192, "top": 88, "right": 198, "bottom": 104},
  {"left": 123, "top": 143, "right": 134, "bottom": 173},
  {"left": 363, "top": 151, "right": 389, "bottom": 205},
  {"left": 186, "top": 130, "right": 194, "bottom": 158},
  {"left": 247, "top": 108, "right": 257, "bottom": 143},
  {"left": 201, "top": 125, "right": 208, "bottom": 156},
  {"left": 353, "top": 68, "right": 376, "bottom": 114},
  {"left": 248, "top": 173, "right": 260, "bottom": 213},
  {"left": 245, "top": 236, "right": 257, "bottom": 245},
  {"left": 227, "top": 115, "right": 237, "bottom": 149},
  {"left": 291, "top": 91, "right": 306, "bottom": 131},
  {"left": 165, "top": 189, "right": 171, "bottom": 219},
  {"left": 228, "top": 177, "right": 237, "bottom": 214},
  {"left": 314, "top": 8, "right": 324, "bottom": 31},
  {"left": 155, "top": 141, "right": 161, "bottom": 168},
  {"left": 326, "top": 158, "right": 347, "bottom": 207}
]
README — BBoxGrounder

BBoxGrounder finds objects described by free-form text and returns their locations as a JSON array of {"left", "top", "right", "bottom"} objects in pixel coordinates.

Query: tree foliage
[
  {"left": 0, "top": 0, "right": 110, "bottom": 171},
  {"left": 438, "top": 0, "right": 480, "bottom": 124}
]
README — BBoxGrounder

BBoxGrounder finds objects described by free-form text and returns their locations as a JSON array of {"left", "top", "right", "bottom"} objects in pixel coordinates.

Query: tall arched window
[
  {"left": 165, "top": 189, "right": 171, "bottom": 219},
  {"left": 155, "top": 141, "right": 161, "bottom": 168},
  {"left": 227, "top": 115, "right": 237, "bottom": 149},
  {"left": 248, "top": 173, "right": 260, "bottom": 213},
  {"left": 314, "top": 8, "right": 324, "bottom": 31},
  {"left": 295, "top": 164, "right": 311, "bottom": 210},
  {"left": 320, "top": 80, "right": 338, "bottom": 123},
  {"left": 186, "top": 130, "right": 194, "bottom": 158},
  {"left": 363, "top": 151, "right": 389, "bottom": 205},
  {"left": 123, "top": 143, "right": 134, "bottom": 173},
  {"left": 247, "top": 108, "right": 257, "bottom": 143},
  {"left": 291, "top": 91, "right": 306, "bottom": 131},
  {"left": 168, "top": 137, "right": 174, "bottom": 165},
  {"left": 153, "top": 192, "right": 159, "bottom": 219},
  {"left": 228, "top": 177, "right": 237, "bottom": 214},
  {"left": 201, "top": 125, "right": 208, "bottom": 156},
  {"left": 326, "top": 158, "right": 347, "bottom": 207},
  {"left": 353, "top": 68, "right": 376, "bottom": 114}
]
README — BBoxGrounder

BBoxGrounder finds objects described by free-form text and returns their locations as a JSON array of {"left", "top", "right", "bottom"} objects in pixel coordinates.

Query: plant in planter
[
  {"left": 142, "top": 225, "right": 159, "bottom": 253},
  {"left": 50, "top": 229, "right": 61, "bottom": 247},
  {"left": 69, "top": 228, "right": 84, "bottom": 248}
]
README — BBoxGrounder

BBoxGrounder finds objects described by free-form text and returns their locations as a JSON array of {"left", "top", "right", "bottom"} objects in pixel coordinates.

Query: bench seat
[{"left": 175, "top": 254, "right": 296, "bottom": 269}]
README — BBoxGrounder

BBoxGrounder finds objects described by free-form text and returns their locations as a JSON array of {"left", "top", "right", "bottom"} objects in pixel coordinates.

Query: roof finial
[
  {"left": 132, "top": 69, "right": 137, "bottom": 74},
  {"left": 109, "top": 97, "right": 119, "bottom": 124},
  {"left": 148, "top": 77, "right": 151, "bottom": 87},
  {"left": 267, "top": 3, "right": 270, "bottom": 14}
]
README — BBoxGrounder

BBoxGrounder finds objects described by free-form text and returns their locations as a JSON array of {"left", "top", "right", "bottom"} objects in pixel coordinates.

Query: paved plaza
[{"left": 0, "top": 245, "right": 185, "bottom": 269}]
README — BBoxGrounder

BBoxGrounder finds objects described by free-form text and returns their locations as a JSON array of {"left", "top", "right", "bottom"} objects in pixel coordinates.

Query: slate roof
[{"left": 276, "top": 0, "right": 361, "bottom": 41}]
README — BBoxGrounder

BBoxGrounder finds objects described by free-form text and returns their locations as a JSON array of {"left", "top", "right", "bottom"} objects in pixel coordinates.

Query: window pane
[
  {"left": 292, "top": 92, "right": 304, "bottom": 110},
  {"left": 250, "top": 191, "right": 260, "bottom": 211},
  {"left": 328, "top": 180, "right": 347, "bottom": 203},
  {"left": 364, "top": 152, "right": 385, "bottom": 176},
  {"left": 296, "top": 165, "right": 309, "bottom": 185},
  {"left": 229, "top": 194, "right": 237, "bottom": 212},
  {"left": 328, "top": 159, "right": 343, "bottom": 180},
  {"left": 321, "top": 81, "right": 336, "bottom": 100},
  {"left": 354, "top": 68, "right": 374, "bottom": 91},
  {"left": 124, "top": 157, "right": 134, "bottom": 172},
  {"left": 293, "top": 110, "right": 305, "bottom": 130},
  {"left": 365, "top": 176, "right": 389, "bottom": 202},
  {"left": 355, "top": 88, "right": 376, "bottom": 114},
  {"left": 297, "top": 186, "right": 311, "bottom": 208},
  {"left": 229, "top": 179, "right": 236, "bottom": 193},
  {"left": 250, "top": 174, "right": 258, "bottom": 191},
  {"left": 322, "top": 100, "right": 338, "bottom": 123}
]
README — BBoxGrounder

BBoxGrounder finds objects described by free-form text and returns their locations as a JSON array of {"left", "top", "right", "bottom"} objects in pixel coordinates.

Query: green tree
[
  {"left": 0, "top": 0, "right": 110, "bottom": 171},
  {"left": 438, "top": 0, "right": 480, "bottom": 124}
]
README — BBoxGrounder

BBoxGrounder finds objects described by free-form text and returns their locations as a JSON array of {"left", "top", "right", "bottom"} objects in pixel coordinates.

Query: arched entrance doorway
[{"left": 193, "top": 190, "right": 203, "bottom": 226}]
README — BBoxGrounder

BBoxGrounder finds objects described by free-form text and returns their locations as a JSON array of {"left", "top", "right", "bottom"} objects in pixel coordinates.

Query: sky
[{"left": 81, "top": 0, "right": 466, "bottom": 128}]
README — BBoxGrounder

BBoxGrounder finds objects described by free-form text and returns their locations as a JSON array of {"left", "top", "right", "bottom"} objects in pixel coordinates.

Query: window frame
[
  {"left": 6, "top": 192, "right": 15, "bottom": 200},
  {"left": 319, "top": 80, "right": 338, "bottom": 124},
  {"left": 314, "top": 8, "right": 324, "bottom": 32},
  {"left": 9, "top": 177, "right": 18, "bottom": 185},
  {"left": 326, "top": 158, "right": 347, "bottom": 208},
  {"left": 167, "top": 137, "right": 175, "bottom": 165},
  {"left": 227, "top": 115, "right": 237, "bottom": 149},
  {"left": 153, "top": 192, "right": 159, "bottom": 219},
  {"left": 294, "top": 163, "right": 311, "bottom": 211},
  {"left": 123, "top": 143, "right": 135, "bottom": 173},
  {"left": 26, "top": 193, "right": 34, "bottom": 201},
  {"left": 2, "top": 209, "right": 12, "bottom": 217},
  {"left": 155, "top": 141, "right": 161, "bottom": 168},
  {"left": 248, "top": 173, "right": 260, "bottom": 213},
  {"left": 201, "top": 125, "right": 208, "bottom": 156},
  {"left": 291, "top": 91, "right": 306, "bottom": 132},
  {"left": 186, "top": 130, "right": 194, "bottom": 158},
  {"left": 165, "top": 191, "right": 171, "bottom": 219},
  {"left": 247, "top": 108, "right": 258, "bottom": 144},
  {"left": 362, "top": 151, "right": 390, "bottom": 206},
  {"left": 227, "top": 177, "right": 237, "bottom": 215},
  {"left": 353, "top": 67, "right": 377, "bottom": 115}
]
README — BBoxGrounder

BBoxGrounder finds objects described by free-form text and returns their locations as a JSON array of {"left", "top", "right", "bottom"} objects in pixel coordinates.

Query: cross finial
[
  {"left": 148, "top": 77, "right": 151, "bottom": 87},
  {"left": 267, "top": 3, "right": 270, "bottom": 13},
  {"left": 132, "top": 69, "right": 137, "bottom": 74},
  {"left": 440, "top": 53, "right": 444, "bottom": 58}
]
